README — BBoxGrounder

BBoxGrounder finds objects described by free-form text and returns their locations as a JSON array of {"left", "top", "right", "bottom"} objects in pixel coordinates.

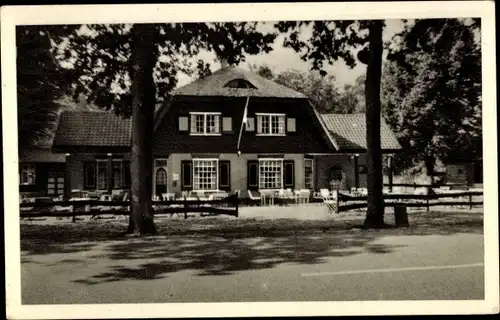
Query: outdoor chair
[
  {"left": 248, "top": 190, "right": 261, "bottom": 200},
  {"left": 320, "top": 189, "right": 338, "bottom": 214},
  {"left": 162, "top": 193, "right": 176, "bottom": 201},
  {"left": 260, "top": 190, "right": 276, "bottom": 206},
  {"left": 297, "top": 189, "right": 311, "bottom": 205},
  {"left": 320, "top": 188, "right": 331, "bottom": 198}
]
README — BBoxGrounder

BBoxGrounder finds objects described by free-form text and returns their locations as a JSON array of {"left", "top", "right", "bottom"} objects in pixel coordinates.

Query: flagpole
[{"left": 237, "top": 96, "right": 250, "bottom": 156}]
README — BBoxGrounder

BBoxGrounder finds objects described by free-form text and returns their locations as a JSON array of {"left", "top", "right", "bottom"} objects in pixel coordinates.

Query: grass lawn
[{"left": 20, "top": 207, "right": 484, "bottom": 243}]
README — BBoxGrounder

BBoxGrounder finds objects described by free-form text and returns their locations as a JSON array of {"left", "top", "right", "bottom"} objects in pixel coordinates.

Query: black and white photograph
[{"left": 2, "top": 2, "right": 498, "bottom": 318}]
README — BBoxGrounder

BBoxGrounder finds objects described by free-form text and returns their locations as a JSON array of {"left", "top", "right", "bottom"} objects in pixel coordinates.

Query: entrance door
[{"left": 155, "top": 168, "right": 167, "bottom": 197}]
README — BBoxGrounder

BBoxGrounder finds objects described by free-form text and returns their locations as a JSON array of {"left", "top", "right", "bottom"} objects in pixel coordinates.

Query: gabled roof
[
  {"left": 53, "top": 111, "right": 131, "bottom": 148},
  {"left": 173, "top": 66, "right": 306, "bottom": 98},
  {"left": 320, "top": 113, "right": 402, "bottom": 151}
]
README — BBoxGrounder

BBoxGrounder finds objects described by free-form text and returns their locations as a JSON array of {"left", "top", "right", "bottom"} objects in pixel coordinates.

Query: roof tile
[
  {"left": 320, "top": 113, "right": 401, "bottom": 151},
  {"left": 53, "top": 111, "right": 131, "bottom": 148}
]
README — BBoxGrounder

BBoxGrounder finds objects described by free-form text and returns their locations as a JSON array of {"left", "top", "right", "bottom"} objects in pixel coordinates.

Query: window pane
[
  {"left": 191, "top": 114, "right": 205, "bottom": 133},
  {"left": 304, "top": 159, "right": 314, "bottom": 189},
  {"left": 97, "top": 161, "right": 108, "bottom": 190},
  {"left": 20, "top": 164, "right": 36, "bottom": 185},
  {"left": 156, "top": 168, "right": 167, "bottom": 184},
  {"left": 206, "top": 114, "right": 220, "bottom": 134},
  {"left": 193, "top": 159, "right": 218, "bottom": 191},
  {"left": 112, "top": 161, "right": 122, "bottom": 189},
  {"left": 259, "top": 160, "right": 283, "bottom": 189},
  {"left": 261, "top": 116, "right": 270, "bottom": 134}
]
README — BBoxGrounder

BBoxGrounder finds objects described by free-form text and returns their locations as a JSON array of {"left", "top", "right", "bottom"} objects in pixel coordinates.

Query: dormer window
[
  {"left": 224, "top": 78, "right": 257, "bottom": 89},
  {"left": 190, "top": 112, "right": 221, "bottom": 135},
  {"left": 256, "top": 113, "right": 286, "bottom": 136}
]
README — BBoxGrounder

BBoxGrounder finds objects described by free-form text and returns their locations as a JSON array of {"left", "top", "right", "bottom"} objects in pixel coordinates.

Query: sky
[
  {"left": 59, "top": 20, "right": 406, "bottom": 95},
  {"left": 176, "top": 20, "right": 405, "bottom": 89}
]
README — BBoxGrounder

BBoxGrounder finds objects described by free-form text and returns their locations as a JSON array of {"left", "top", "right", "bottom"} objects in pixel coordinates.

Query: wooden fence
[
  {"left": 19, "top": 194, "right": 240, "bottom": 221},
  {"left": 337, "top": 191, "right": 483, "bottom": 213}
]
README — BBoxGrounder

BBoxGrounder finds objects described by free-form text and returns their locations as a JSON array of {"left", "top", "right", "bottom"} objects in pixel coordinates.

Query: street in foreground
[{"left": 21, "top": 228, "right": 484, "bottom": 303}]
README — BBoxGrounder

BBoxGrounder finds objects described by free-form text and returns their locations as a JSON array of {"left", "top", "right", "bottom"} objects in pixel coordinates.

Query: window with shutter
[
  {"left": 181, "top": 160, "right": 193, "bottom": 190},
  {"left": 287, "top": 118, "right": 296, "bottom": 132},
  {"left": 283, "top": 160, "right": 295, "bottom": 189},
  {"left": 178, "top": 116, "right": 189, "bottom": 132},
  {"left": 247, "top": 160, "right": 259, "bottom": 190},
  {"left": 222, "top": 117, "right": 232, "bottom": 132},
  {"left": 218, "top": 161, "right": 231, "bottom": 190}
]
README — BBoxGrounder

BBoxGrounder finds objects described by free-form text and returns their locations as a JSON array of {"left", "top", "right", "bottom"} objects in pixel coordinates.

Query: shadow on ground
[
  {"left": 20, "top": 209, "right": 483, "bottom": 284},
  {"left": 71, "top": 232, "right": 405, "bottom": 284}
]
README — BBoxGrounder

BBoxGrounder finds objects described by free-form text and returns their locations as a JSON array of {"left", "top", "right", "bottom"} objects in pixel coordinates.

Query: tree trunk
[
  {"left": 127, "top": 24, "right": 157, "bottom": 235},
  {"left": 424, "top": 156, "right": 435, "bottom": 185},
  {"left": 363, "top": 20, "right": 385, "bottom": 228}
]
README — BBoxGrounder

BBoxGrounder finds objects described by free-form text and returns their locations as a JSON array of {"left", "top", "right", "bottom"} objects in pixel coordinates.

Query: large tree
[
  {"left": 250, "top": 64, "right": 366, "bottom": 114},
  {"left": 57, "top": 23, "right": 276, "bottom": 234},
  {"left": 275, "top": 69, "right": 341, "bottom": 113},
  {"left": 17, "top": 25, "right": 77, "bottom": 149},
  {"left": 275, "top": 20, "right": 386, "bottom": 228},
  {"left": 383, "top": 19, "right": 482, "bottom": 179},
  {"left": 338, "top": 74, "right": 366, "bottom": 113}
]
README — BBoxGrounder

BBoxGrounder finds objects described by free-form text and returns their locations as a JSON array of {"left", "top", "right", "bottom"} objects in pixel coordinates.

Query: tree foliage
[
  {"left": 58, "top": 23, "right": 277, "bottom": 234},
  {"left": 383, "top": 19, "right": 482, "bottom": 177},
  {"left": 338, "top": 74, "right": 366, "bottom": 113},
  {"left": 17, "top": 25, "right": 77, "bottom": 149},
  {"left": 275, "top": 20, "right": 386, "bottom": 227},
  {"left": 250, "top": 63, "right": 365, "bottom": 114},
  {"left": 58, "top": 23, "right": 276, "bottom": 116}
]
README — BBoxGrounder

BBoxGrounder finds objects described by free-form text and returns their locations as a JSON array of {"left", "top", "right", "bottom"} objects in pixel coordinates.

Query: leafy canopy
[
  {"left": 57, "top": 23, "right": 277, "bottom": 115},
  {"left": 17, "top": 25, "right": 77, "bottom": 149},
  {"left": 382, "top": 18, "right": 481, "bottom": 171}
]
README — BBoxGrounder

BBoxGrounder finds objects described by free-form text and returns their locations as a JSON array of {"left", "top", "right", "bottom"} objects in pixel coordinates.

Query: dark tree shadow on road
[
  {"left": 20, "top": 210, "right": 483, "bottom": 285},
  {"left": 66, "top": 232, "right": 409, "bottom": 284}
]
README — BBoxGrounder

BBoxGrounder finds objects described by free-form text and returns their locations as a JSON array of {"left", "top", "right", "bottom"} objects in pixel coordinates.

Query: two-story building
[{"left": 51, "top": 66, "right": 401, "bottom": 198}]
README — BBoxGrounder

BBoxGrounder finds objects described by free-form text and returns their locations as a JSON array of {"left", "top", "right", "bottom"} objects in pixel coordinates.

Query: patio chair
[
  {"left": 260, "top": 190, "right": 276, "bottom": 206},
  {"left": 248, "top": 190, "right": 261, "bottom": 199},
  {"left": 320, "top": 188, "right": 331, "bottom": 199},
  {"left": 297, "top": 189, "right": 311, "bottom": 204},
  {"left": 322, "top": 191, "right": 338, "bottom": 214},
  {"left": 162, "top": 193, "right": 176, "bottom": 201}
]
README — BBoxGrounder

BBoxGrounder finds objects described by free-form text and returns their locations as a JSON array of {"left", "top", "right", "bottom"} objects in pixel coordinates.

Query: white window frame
[
  {"left": 304, "top": 158, "right": 314, "bottom": 189},
  {"left": 189, "top": 112, "right": 222, "bottom": 136},
  {"left": 20, "top": 163, "right": 36, "bottom": 185},
  {"left": 256, "top": 113, "right": 286, "bottom": 136},
  {"left": 192, "top": 158, "right": 219, "bottom": 192},
  {"left": 258, "top": 158, "right": 284, "bottom": 190}
]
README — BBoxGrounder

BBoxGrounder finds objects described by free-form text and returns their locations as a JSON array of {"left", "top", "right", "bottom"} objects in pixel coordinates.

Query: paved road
[{"left": 21, "top": 232, "right": 484, "bottom": 304}]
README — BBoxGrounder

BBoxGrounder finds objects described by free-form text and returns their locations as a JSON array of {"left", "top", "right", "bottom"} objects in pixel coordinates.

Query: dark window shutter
[
  {"left": 218, "top": 160, "right": 231, "bottom": 191},
  {"left": 181, "top": 160, "right": 193, "bottom": 190},
  {"left": 35, "top": 163, "right": 47, "bottom": 192},
  {"left": 84, "top": 162, "right": 96, "bottom": 189},
  {"left": 122, "top": 161, "right": 131, "bottom": 188},
  {"left": 178, "top": 116, "right": 189, "bottom": 132},
  {"left": 247, "top": 160, "right": 259, "bottom": 190},
  {"left": 284, "top": 160, "right": 295, "bottom": 189},
  {"left": 287, "top": 117, "right": 296, "bottom": 133}
]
